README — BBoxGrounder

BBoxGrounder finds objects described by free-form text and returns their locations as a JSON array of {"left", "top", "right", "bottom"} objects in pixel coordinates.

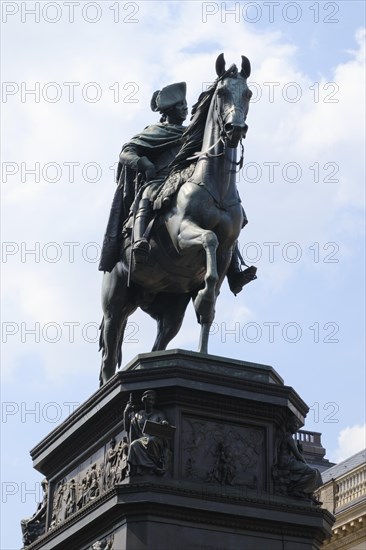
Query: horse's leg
[
  {"left": 100, "top": 263, "right": 136, "bottom": 385},
  {"left": 197, "top": 245, "right": 235, "bottom": 354},
  {"left": 149, "top": 293, "right": 191, "bottom": 351},
  {"left": 198, "top": 323, "right": 211, "bottom": 354},
  {"left": 217, "top": 244, "right": 235, "bottom": 292},
  {"left": 178, "top": 220, "right": 218, "bottom": 323}
]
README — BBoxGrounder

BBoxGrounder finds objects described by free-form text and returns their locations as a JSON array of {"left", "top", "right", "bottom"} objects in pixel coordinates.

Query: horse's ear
[
  {"left": 240, "top": 56, "right": 251, "bottom": 78},
  {"left": 215, "top": 53, "right": 226, "bottom": 77}
]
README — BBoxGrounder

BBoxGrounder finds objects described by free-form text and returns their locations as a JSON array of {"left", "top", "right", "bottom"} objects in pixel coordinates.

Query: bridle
[{"left": 187, "top": 80, "right": 247, "bottom": 172}]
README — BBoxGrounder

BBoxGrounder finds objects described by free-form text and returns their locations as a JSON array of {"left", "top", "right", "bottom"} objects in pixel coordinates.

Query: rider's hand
[
  {"left": 137, "top": 156, "right": 156, "bottom": 182},
  {"left": 124, "top": 401, "right": 134, "bottom": 413}
]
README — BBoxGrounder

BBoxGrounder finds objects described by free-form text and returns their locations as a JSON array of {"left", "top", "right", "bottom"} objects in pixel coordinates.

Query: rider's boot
[
  {"left": 226, "top": 242, "right": 257, "bottom": 296},
  {"left": 132, "top": 198, "right": 152, "bottom": 261}
]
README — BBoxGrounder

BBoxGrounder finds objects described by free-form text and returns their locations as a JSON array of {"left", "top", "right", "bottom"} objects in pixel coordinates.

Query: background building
[
  {"left": 315, "top": 446, "right": 365, "bottom": 549},
  {"left": 297, "top": 430, "right": 336, "bottom": 473}
]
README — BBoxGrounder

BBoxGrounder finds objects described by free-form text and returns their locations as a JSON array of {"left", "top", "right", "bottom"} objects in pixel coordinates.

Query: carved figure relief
[
  {"left": 272, "top": 417, "right": 322, "bottom": 504},
  {"left": 124, "top": 390, "right": 175, "bottom": 476},
  {"left": 114, "top": 437, "right": 129, "bottom": 483},
  {"left": 49, "top": 462, "right": 103, "bottom": 531},
  {"left": 20, "top": 478, "right": 48, "bottom": 546},
  {"left": 207, "top": 442, "right": 236, "bottom": 485},
  {"left": 77, "top": 463, "right": 101, "bottom": 509},
  {"left": 51, "top": 479, "right": 66, "bottom": 526},
  {"left": 64, "top": 478, "right": 77, "bottom": 519},
  {"left": 46, "top": 391, "right": 174, "bottom": 534},
  {"left": 103, "top": 438, "right": 119, "bottom": 489},
  {"left": 182, "top": 418, "right": 264, "bottom": 488},
  {"left": 89, "top": 533, "right": 114, "bottom": 549}
]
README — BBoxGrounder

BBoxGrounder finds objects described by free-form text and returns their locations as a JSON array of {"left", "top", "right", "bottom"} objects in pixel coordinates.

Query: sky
[{"left": 1, "top": 1, "right": 365, "bottom": 548}]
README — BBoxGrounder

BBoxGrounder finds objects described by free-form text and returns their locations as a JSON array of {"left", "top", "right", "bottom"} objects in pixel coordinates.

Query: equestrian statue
[{"left": 98, "top": 53, "right": 257, "bottom": 385}]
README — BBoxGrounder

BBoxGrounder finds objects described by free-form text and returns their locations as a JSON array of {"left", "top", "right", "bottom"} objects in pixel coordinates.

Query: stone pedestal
[{"left": 25, "top": 350, "right": 334, "bottom": 549}]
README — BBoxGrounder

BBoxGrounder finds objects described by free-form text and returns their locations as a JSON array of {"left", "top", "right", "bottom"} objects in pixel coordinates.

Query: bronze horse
[{"left": 99, "top": 54, "right": 253, "bottom": 385}]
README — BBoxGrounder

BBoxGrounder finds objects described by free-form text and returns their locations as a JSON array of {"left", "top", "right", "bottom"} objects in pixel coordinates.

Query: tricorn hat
[{"left": 151, "top": 82, "right": 186, "bottom": 113}]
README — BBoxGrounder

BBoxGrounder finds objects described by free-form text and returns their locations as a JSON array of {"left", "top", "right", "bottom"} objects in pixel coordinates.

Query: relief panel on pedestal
[
  {"left": 181, "top": 416, "right": 265, "bottom": 490},
  {"left": 48, "top": 434, "right": 128, "bottom": 530}
]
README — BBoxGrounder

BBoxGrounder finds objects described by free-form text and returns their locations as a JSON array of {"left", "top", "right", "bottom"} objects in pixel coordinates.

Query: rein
[
  {"left": 184, "top": 79, "right": 247, "bottom": 210},
  {"left": 186, "top": 91, "right": 245, "bottom": 171},
  {"left": 186, "top": 136, "right": 224, "bottom": 161},
  {"left": 186, "top": 137, "right": 244, "bottom": 172}
]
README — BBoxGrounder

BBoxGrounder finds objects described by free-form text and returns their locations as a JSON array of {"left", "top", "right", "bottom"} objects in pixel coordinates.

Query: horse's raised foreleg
[
  {"left": 100, "top": 263, "right": 136, "bottom": 386},
  {"left": 197, "top": 247, "right": 233, "bottom": 354},
  {"left": 177, "top": 220, "right": 218, "bottom": 355},
  {"left": 178, "top": 220, "right": 219, "bottom": 323}
]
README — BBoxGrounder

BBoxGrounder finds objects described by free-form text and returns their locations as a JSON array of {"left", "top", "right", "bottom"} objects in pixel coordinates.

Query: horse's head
[{"left": 214, "top": 53, "right": 252, "bottom": 148}]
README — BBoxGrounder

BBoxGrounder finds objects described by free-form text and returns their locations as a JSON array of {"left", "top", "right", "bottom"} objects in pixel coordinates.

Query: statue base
[{"left": 26, "top": 350, "right": 334, "bottom": 549}]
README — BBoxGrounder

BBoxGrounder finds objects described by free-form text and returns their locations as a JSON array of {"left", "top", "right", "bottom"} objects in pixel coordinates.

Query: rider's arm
[
  {"left": 119, "top": 143, "right": 152, "bottom": 170},
  {"left": 120, "top": 144, "right": 156, "bottom": 181}
]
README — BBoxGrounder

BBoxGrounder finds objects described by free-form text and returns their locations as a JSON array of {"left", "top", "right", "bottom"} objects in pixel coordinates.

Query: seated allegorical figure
[
  {"left": 273, "top": 417, "right": 322, "bottom": 504},
  {"left": 123, "top": 390, "right": 171, "bottom": 475}
]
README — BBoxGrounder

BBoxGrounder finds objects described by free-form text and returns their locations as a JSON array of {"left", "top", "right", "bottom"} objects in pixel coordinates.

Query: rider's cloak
[{"left": 99, "top": 123, "right": 185, "bottom": 272}]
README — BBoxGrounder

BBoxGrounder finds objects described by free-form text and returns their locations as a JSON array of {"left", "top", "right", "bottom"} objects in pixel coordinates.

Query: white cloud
[
  {"left": 333, "top": 423, "right": 366, "bottom": 462},
  {"left": 1, "top": 3, "right": 365, "bottom": 403},
  {"left": 2, "top": 17, "right": 365, "bottom": 378},
  {"left": 1, "top": 6, "right": 365, "bottom": 549}
]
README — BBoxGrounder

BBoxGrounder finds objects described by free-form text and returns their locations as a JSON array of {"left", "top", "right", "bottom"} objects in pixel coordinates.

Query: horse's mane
[{"left": 168, "top": 64, "right": 239, "bottom": 174}]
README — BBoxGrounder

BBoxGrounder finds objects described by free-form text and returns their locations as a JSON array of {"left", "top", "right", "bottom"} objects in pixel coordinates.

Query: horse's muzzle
[{"left": 224, "top": 123, "right": 248, "bottom": 147}]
